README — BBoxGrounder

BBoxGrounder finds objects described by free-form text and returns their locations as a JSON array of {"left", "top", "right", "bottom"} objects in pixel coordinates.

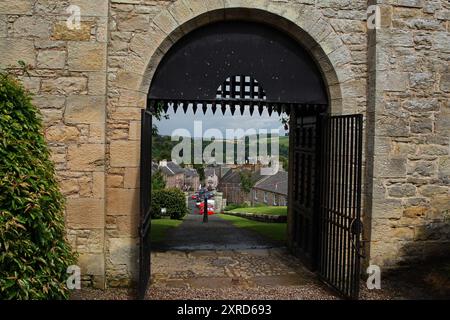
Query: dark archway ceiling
[{"left": 148, "top": 21, "right": 328, "bottom": 104}]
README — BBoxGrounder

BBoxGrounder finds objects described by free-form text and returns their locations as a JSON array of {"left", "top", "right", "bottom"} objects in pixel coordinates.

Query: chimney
[{"left": 159, "top": 160, "right": 167, "bottom": 167}]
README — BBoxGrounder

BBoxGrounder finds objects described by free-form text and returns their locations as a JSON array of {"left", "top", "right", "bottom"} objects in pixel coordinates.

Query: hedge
[
  {"left": 151, "top": 188, "right": 188, "bottom": 220},
  {"left": 0, "top": 72, "right": 76, "bottom": 299}
]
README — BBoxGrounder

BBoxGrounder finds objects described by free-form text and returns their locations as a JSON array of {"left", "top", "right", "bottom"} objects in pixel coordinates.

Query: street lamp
[{"left": 203, "top": 196, "right": 208, "bottom": 223}]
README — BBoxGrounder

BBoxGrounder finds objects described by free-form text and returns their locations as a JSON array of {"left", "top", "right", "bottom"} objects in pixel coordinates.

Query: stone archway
[{"left": 105, "top": 1, "right": 362, "bottom": 288}]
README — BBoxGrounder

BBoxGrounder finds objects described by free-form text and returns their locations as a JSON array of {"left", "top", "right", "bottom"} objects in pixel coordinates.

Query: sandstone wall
[
  {"left": 105, "top": 0, "right": 368, "bottom": 286},
  {"left": 0, "top": 0, "right": 109, "bottom": 288},
  {"left": 369, "top": 0, "right": 450, "bottom": 268},
  {"left": 0, "top": 0, "right": 448, "bottom": 288}
]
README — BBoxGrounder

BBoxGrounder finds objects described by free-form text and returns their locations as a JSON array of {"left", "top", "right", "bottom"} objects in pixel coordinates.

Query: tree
[
  {"left": 239, "top": 171, "right": 255, "bottom": 194},
  {"left": 151, "top": 170, "right": 166, "bottom": 191},
  {"left": 0, "top": 71, "right": 76, "bottom": 299},
  {"left": 193, "top": 164, "right": 205, "bottom": 184}
]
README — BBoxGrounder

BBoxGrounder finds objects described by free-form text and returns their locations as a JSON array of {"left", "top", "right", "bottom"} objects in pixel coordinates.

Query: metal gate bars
[
  {"left": 138, "top": 109, "right": 152, "bottom": 299},
  {"left": 318, "top": 114, "right": 363, "bottom": 299}
]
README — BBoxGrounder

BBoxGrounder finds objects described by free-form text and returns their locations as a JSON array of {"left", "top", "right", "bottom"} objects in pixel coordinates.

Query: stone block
[
  {"left": 387, "top": 183, "right": 416, "bottom": 198},
  {"left": 128, "top": 121, "right": 141, "bottom": 141},
  {"left": 37, "top": 50, "right": 66, "bottom": 69},
  {"left": 52, "top": 21, "right": 92, "bottom": 41},
  {"left": 68, "top": 42, "right": 106, "bottom": 71},
  {"left": 0, "top": 39, "right": 35, "bottom": 67},
  {"left": 45, "top": 125, "right": 80, "bottom": 143},
  {"left": 13, "top": 16, "right": 51, "bottom": 38},
  {"left": 116, "top": 215, "right": 139, "bottom": 237},
  {"left": 403, "top": 98, "right": 439, "bottom": 112},
  {"left": 381, "top": 72, "right": 409, "bottom": 92},
  {"left": 397, "top": 0, "right": 423, "bottom": 8},
  {"left": 109, "top": 237, "right": 138, "bottom": 266},
  {"left": 65, "top": 96, "right": 106, "bottom": 124},
  {"left": 66, "top": 198, "right": 105, "bottom": 229},
  {"left": 20, "top": 77, "right": 40, "bottom": 94},
  {"left": 153, "top": 9, "right": 180, "bottom": 35},
  {"left": 403, "top": 206, "right": 428, "bottom": 218},
  {"left": 418, "top": 185, "right": 448, "bottom": 197},
  {"left": 78, "top": 253, "right": 105, "bottom": 276},
  {"left": 68, "top": 144, "right": 105, "bottom": 171},
  {"left": 41, "top": 77, "right": 87, "bottom": 95},
  {"left": 407, "top": 160, "right": 436, "bottom": 177},
  {"left": 440, "top": 73, "right": 450, "bottom": 92},
  {"left": 374, "top": 156, "right": 406, "bottom": 178},
  {"left": 92, "top": 172, "right": 105, "bottom": 199},
  {"left": 40, "top": 109, "right": 64, "bottom": 125},
  {"left": 372, "top": 198, "right": 403, "bottom": 219},
  {"left": 118, "top": 14, "right": 149, "bottom": 32},
  {"left": 88, "top": 72, "right": 107, "bottom": 95},
  {"left": 71, "top": 0, "right": 109, "bottom": 17},
  {"left": 107, "top": 175, "right": 123, "bottom": 188},
  {"left": 124, "top": 168, "right": 139, "bottom": 189},
  {"left": 110, "top": 140, "right": 140, "bottom": 167},
  {"left": 410, "top": 116, "right": 433, "bottom": 134},
  {"left": 106, "top": 188, "right": 138, "bottom": 216},
  {"left": 32, "top": 96, "right": 66, "bottom": 109},
  {"left": 0, "top": 1, "right": 32, "bottom": 14}
]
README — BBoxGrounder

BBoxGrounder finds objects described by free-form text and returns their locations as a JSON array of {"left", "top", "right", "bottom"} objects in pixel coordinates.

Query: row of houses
[
  {"left": 217, "top": 165, "right": 288, "bottom": 207},
  {"left": 153, "top": 160, "right": 288, "bottom": 207},
  {"left": 153, "top": 160, "right": 200, "bottom": 191}
]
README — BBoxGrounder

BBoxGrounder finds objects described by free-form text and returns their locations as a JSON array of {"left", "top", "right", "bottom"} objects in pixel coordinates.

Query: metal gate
[
  {"left": 290, "top": 113, "right": 320, "bottom": 270},
  {"left": 318, "top": 114, "right": 363, "bottom": 299},
  {"left": 138, "top": 109, "right": 152, "bottom": 299}
]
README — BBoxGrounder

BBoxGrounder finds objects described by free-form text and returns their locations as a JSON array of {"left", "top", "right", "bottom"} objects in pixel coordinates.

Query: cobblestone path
[{"left": 148, "top": 248, "right": 340, "bottom": 300}]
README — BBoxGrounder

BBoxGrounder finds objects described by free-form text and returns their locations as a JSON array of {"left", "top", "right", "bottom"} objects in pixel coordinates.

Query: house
[
  {"left": 184, "top": 168, "right": 200, "bottom": 191},
  {"left": 158, "top": 160, "right": 185, "bottom": 189},
  {"left": 204, "top": 167, "right": 220, "bottom": 190},
  {"left": 218, "top": 167, "right": 264, "bottom": 205},
  {"left": 251, "top": 171, "right": 288, "bottom": 207}
]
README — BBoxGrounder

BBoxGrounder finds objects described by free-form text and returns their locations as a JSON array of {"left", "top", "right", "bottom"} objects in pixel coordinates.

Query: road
[{"left": 151, "top": 196, "right": 281, "bottom": 251}]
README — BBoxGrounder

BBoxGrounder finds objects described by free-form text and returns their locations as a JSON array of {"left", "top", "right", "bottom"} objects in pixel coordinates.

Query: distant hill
[{"left": 152, "top": 134, "right": 289, "bottom": 168}]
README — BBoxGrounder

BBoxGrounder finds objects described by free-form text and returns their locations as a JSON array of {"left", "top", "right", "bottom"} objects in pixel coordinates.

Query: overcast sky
[{"left": 154, "top": 108, "right": 288, "bottom": 139}]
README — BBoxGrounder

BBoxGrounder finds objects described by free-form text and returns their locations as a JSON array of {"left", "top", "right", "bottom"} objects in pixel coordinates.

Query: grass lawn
[
  {"left": 227, "top": 206, "right": 287, "bottom": 216},
  {"left": 219, "top": 214, "right": 287, "bottom": 243},
  {"left": 150, "top": 218, "right": 183, "bottom": 243}
]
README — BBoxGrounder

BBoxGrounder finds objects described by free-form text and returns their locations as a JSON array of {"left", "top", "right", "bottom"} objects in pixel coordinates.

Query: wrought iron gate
[
  {"left": 318, "top": 114, "right": 363, "bottom": 299},
  {"left": 138, "top": 109, "right": 152, "bottom": 299},
  {"left": 290, "top": 114, "right": 320, "bottom": 270}
]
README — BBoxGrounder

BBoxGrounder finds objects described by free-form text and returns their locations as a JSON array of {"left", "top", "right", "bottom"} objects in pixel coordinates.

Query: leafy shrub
[
  {"left": 0, "top": 72, "right": 76, "bottom": 299},
  {"left": 151, "top": 170, "right": 166, "bottom": 191},
  {"left": 151, "top": 188, "right": 188, "bottom": 220}
]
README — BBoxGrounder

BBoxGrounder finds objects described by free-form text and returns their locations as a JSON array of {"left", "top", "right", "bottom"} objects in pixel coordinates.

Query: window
[
  {"left": 273, "top": 195, "right": 278, "bottom": 206},
  {"left": 263, "top": 192, "right": 268, "bottom": 203},
  {"left": 254, "top": 190, "right": 258, "bottom": 200}
]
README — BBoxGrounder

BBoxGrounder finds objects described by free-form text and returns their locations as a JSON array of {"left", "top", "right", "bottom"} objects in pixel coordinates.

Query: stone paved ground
[
  {"left": 148, "top": 248, "right": 340, "bottom": 300},
  {"left": 71, "top": 213, "right": 433, "bottom": 300}
]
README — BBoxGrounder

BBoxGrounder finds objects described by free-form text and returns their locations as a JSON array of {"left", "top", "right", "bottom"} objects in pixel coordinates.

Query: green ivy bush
[
  {"left": 0, "top": 72, "right": 76, "bottom": 299},
  {"left": 151, "top": 188, "right": 188, "bottom": 220}
]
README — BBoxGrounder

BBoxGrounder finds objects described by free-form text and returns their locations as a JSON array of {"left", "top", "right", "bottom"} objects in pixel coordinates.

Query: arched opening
[{"left": 139, "top": 20, "right": 363, "bottom": 300}]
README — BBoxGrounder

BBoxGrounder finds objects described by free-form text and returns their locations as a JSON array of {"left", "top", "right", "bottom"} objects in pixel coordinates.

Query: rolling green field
[
  {"left": 228, "top": 206, "right": 287, "bottom": 216},
  {"left": 150, "top": 218, "right": 183, "bottom": 243},
  {"left": 219, "top": 214, "right": 287, "bottom": 243}
]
